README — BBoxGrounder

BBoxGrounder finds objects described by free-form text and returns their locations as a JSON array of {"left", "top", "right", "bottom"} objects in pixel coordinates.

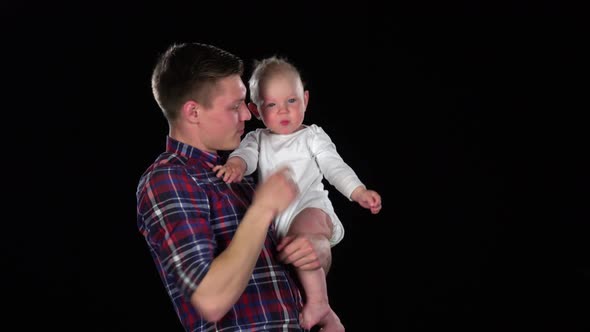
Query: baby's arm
[
  {"left": 350, "top": 186, "right": 382, "bottom": 214},
  {"left": 212, "top": 157, "right": 247, "bottom": 183},
  {"left": 310, "top": 125, "right": 382, "bottom": 214}
]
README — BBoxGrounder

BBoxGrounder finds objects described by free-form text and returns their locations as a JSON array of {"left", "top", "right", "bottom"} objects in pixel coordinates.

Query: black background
[{"left": 3, "top": 2, "right": 588, "bottom": 331}]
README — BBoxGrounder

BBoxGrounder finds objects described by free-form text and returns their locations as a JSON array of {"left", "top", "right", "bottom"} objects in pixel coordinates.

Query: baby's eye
[
  {"left": 288, "top": 98, "right": 296, "bottom": 104},
  {"left": 265, "top": 103, "right": 276, "bottom": 109}
]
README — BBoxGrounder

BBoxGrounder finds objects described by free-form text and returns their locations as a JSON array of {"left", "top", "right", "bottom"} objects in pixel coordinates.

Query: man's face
[{"left": 198, "top": 75, "right": 250, "bottom": 152}]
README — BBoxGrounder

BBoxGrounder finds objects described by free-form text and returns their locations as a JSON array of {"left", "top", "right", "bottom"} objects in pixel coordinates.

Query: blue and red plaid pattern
[{"left": 137, "top": 136, "right": 304, "bottom": 331}]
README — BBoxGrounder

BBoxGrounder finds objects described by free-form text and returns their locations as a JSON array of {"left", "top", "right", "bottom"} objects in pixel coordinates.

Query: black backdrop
[{"left": 4, "top": 2, "right": 588, "bottom": 331}]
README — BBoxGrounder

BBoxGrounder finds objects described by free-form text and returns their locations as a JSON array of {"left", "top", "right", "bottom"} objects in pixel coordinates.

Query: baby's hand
[
  {"left": 210, "top": 157, "right": 246, "bottom": 183},
  {"left": 351, "top": 187, "right": 382, "bottom": 214}
]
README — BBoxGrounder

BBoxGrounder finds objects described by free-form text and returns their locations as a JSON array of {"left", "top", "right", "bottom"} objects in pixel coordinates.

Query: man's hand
[
  {"left": 277, "top": 234, "right": 332, "bottom": 273},
  {"left": 252, "top": 166, "right": 299, "bottom": 219}
]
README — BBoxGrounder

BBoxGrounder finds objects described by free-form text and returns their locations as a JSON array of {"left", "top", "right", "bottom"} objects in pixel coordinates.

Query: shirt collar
[{"left": 166, "top": 136, "right": 221, "bottom": 165}]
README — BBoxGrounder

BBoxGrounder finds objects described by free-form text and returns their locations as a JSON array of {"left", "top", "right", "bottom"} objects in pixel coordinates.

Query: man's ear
[
  {"left": 181, "top": 100, "right": 200, "bottom": 124},
  {"left": 247, "top": 102, "right": 261, "bottom": 120}
]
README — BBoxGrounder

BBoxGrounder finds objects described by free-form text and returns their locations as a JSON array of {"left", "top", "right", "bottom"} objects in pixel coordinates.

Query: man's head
[
  {"left": 151, "top": 42, "right": 244, "bottom": 121},
  {"left": 151, "top": 43, "right": 250, "bottom": 152}
]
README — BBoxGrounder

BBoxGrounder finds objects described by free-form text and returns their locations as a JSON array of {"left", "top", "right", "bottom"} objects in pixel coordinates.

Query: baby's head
[{"left": 248, "top": 56, "right": 309, "bottom": 135}]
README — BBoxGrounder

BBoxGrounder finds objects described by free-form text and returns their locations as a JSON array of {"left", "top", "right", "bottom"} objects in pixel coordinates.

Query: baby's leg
[{"left": 287, "top": 208, "right": 342, "bottom": 331}]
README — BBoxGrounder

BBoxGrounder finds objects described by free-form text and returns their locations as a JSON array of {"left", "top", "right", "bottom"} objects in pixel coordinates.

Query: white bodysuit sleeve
[
  {"left": 310, "top": 125, "right": 365, "bottom": 200},
  {"left": 229, "top": 130, "right": 260, "bottom": 176}
]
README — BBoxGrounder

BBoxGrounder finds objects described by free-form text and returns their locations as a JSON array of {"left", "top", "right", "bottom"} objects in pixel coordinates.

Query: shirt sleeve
[
  {"left": 310, "top": 125, "right": 365, "bottom": 200},
  {"left": 137, "top": 165, "right": 215, "bottom": 299},
  {"left": 229, "top": 130, "right": 261, "bottom": 176}
]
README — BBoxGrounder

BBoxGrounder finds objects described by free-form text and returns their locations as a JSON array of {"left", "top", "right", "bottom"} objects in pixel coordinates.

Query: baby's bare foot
[
  {"left": 318, "top": 309, "right": 345, "bottom": 332},
  {"left": 300, "top": 299, "right": 330, "bottom": 330}
]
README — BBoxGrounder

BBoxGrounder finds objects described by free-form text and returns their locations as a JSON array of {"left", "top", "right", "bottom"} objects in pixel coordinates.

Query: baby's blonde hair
[{"left": 248, "top": 56, "right": 302, "bottom": 106}]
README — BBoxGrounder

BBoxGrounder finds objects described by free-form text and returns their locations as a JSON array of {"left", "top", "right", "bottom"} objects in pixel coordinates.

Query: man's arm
[{"left": 190, "top": 167, "right": 298, "bottom": 321}]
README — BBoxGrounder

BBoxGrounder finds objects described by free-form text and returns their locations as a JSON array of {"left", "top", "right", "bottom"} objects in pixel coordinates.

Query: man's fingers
[
  {"left": 278, "top": 240, "right": 304, "bottom": 263},
  {"left": 281, "top": 246, "right": 313, "bottom": 265},
  {"left": 277, "top": 235, "right": 295, "bottom": 251},
  {"left": 278, "top": 242, "right": 299, "bottom": 262},
  {"left": 297, "top": 261, "right": 322, "bottom": 271},
  {"left": 278, "top": 240, "right": 319, "bottom": 268},
  {"left": 275, "top": 166, "right": 296, "bottom": 185}
]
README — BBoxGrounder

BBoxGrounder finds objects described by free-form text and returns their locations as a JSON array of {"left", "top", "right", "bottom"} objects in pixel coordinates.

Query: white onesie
[{"left": 229, "top": 124, "right": 364, "bottom": 246}]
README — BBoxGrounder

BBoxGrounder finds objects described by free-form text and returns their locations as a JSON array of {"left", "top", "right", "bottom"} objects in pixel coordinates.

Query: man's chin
[{"left": 225, "top": 140, "right": 240, "bottom": 150}]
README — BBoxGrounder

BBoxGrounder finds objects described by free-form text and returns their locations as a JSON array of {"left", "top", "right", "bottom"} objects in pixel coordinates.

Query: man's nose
[{"left": 240, "top": 103, "right": 251, "bottom": 121}]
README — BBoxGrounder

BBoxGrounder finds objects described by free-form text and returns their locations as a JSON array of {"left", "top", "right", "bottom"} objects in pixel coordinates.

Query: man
[{"left": 136, "top": 42, "right": 331, "bottom": 331}]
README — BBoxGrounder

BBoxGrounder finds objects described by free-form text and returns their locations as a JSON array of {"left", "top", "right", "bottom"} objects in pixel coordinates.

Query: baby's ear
[{"left": 247, "top": 102, "right": 261, "bottom": 120}]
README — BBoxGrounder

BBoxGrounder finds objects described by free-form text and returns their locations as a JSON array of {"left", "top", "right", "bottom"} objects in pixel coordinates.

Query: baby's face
[{"left": 259, "top": 72, "right": 308, "bottom": 135}]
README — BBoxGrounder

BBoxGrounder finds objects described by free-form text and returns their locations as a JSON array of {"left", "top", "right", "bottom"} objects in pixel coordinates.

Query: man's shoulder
[
  {"left": 137, "top": 153, "right": 212, "bottom": 200},
  {"left": 138, "top": 152, "right": 194, "bottom": 186},
  {"left": 145, "top": 152, "right": 188, "bottom": 173}
]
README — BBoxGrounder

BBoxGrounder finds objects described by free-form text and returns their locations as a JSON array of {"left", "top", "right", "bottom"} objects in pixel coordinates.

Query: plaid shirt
[{"left": 137, "top": 136, "right": 304, "bottom": 331}]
